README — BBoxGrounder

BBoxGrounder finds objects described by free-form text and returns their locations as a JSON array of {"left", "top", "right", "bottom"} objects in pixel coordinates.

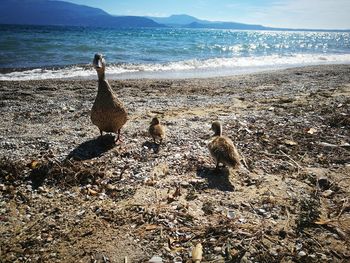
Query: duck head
[
  {"left": 151, "top": 117, "right": 160, "bottom": 125},
  {"left": 93, "top": 53, "right": 105, "bottom": 79},
  {"left": 211, "top": 121, "right": 222, "bottom": 136}
]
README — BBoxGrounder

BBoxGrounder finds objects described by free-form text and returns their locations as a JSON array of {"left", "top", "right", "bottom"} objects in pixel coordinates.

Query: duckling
[
  {"left": 149, "top": 117, "right": 165, "bottom": 145},
  {"left": 207, "top": 121, "right": 240, "bottom": 170},
  {"left": 91, "top": 54, "right": 127, "bottom": 142}
]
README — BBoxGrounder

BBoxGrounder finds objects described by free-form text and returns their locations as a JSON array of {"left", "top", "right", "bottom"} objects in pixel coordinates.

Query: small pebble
[
  {"left": 174, "top": 153, "right": 181, "bottom": 159},
  {"left": 298, "top": 251, "right": 307, "bottom": 257},
  {"left": 148, "top": 255, "right": 163, "bottom": 263},
  {"left": 227, "top": 210, "right": 235, "bottom": 219},
  {"left": 214, "top": 246, "right": 222, "bottom": 253},
  {"left": 257, "top": 208, "right": 266, "bottom": 215}
]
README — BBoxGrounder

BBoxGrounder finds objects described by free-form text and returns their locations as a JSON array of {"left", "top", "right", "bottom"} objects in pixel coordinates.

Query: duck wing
[{"left": 208, "top": 136, "right": 240, "bottom": 168}]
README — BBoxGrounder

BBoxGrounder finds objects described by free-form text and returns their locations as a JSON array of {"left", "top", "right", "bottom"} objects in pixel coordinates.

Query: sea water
[{"left": 0, "top": 24, "right": 349, "bottom": 80}]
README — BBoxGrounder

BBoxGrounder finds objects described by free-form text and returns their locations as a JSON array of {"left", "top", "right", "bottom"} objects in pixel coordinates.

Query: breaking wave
[{"left": 1, "top": 53, "right": 350, "bottom": 81}]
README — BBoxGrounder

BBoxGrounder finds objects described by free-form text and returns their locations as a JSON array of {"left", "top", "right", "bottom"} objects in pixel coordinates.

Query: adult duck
[{"left": 91, "top": 54, "right": 127, "bottom": 142}]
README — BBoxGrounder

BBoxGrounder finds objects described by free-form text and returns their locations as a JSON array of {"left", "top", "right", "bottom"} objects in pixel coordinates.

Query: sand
[{"left": 0, "top": 64, "right": 349, "bottom": 262}]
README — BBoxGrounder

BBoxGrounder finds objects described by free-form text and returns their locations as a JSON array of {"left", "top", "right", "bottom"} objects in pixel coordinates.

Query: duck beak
[
  {"left": 97, "top": 59, "right": 103, "bottom": 68},
  {"left": 93, "top": 59, "right": 102, "bottom": 69}
]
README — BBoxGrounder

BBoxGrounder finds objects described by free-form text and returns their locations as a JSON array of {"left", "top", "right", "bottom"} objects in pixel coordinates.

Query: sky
[{"left": 64, "top": 0, "right": 350, "bottom": 29}]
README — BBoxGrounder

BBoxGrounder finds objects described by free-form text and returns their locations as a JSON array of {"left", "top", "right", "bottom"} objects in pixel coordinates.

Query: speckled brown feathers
[
  {"left": 149, "top": 117, "right": 165, "bottom": 144},
  {"left": 208, "top": 121, "right": 240, "bottom": 170},
  {"left": 90, "top": 80, "right": 127, "bottom": 133},
  {"left": 91, "top": 54, "right": 127, "bottom": 141}
]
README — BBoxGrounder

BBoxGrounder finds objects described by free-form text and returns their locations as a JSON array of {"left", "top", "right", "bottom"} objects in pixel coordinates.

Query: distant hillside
[
  {"left": 1, "top": 1, "right": 348, "bottom": 31},
  {"left": 148, "top": 14, "right": 210, "bottom": 26},
  {"left": 148, "top": 14, "right": 268, "bottom": 30},
  {"left": 0, "top": 0, "right": 162, "bottom": 28},
  {"left": 187, "top": 21, "right": 267, "bottom": 30},
  {"left": 147, "top": 14, "right": 349, "bottom": 32}
]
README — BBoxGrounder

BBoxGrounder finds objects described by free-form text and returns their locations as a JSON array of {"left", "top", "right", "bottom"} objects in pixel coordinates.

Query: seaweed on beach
[
  {"left": 297, "top": 194, "right": 321, "bottom": 232},
  {"left": 0, "top": 157, "right": 26, "bottom": 185}
]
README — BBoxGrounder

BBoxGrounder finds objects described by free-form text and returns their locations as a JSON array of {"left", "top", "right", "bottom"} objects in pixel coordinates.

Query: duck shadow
[
  {"left": 142, "top": 140, "right": 161, "bottom": 154},
  {"left": 66, "top": 134, "right": 116, "bottom": 161},
  {"left": 196, "top": 166, "right": 235, "bottom": 191}
]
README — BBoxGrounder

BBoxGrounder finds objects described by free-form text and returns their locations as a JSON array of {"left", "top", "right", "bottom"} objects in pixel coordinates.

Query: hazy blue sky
[{"left": 65, "top": 0, "right": 350, "bottom": 29}]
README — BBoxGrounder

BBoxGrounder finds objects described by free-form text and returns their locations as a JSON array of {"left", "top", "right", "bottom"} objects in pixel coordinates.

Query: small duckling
[
  {"left": 91, "top": 54, "right": 127, "bottom": 142},
  {"left": 207, "top": 121, "right": 240, "bottom": 170},
  {"left": 149, "top": 117, "right": 165, "bottom": 145}
]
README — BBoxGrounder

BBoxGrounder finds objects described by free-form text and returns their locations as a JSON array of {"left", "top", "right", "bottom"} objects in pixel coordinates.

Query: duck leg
[
  {"left": 215, "top": 162, "right": 220, "bottom": 172},
  {"left": 115, "top": 129, "right": 123, "bottom": 143},
  {"left": 99, "top": 129, "right": 103, "bottom": 136}
]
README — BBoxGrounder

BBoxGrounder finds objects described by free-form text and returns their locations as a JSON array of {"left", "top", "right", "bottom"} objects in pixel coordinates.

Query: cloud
[{"left": 248, "top": 0, "right": 350, "bottom": 29}]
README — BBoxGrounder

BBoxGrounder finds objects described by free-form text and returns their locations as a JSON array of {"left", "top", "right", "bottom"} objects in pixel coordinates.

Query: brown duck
[
  {"left": 207, "top": 121, "right": 240, "bottom": 170},
  {"left": 149, "top": 117, "right": 165, "bottom": 144},
  {"left": 91, "top": 54, "right": 127, "bottom": 142}
]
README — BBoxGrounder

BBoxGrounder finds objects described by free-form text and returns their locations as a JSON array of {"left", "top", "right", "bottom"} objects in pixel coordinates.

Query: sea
[{"left": 0, "top": 24, "right": 350, "bottom": 80}]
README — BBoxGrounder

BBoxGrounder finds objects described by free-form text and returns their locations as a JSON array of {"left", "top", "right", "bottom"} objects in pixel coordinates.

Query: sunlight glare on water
[{"left": 0, "top": 25, "right": 349, "bottom": 80}]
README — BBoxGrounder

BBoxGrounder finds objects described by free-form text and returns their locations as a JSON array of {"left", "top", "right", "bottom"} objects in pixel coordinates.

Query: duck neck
[
  {"left": 97, "top": 70, "right": 105, "bottom": 81},
  {"left": 214, "top": 126, "right": 222, "bottom": 136}
]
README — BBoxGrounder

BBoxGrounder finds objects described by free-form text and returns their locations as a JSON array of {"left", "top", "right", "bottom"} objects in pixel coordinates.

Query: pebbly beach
[{"left": 0, "top": 64, "right": 350, "bottom": 262}]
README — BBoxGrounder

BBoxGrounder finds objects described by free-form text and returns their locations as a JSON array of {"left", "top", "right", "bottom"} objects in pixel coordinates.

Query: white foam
[{"left": 1, "top": 53, "right": 350, "bottom": 81}]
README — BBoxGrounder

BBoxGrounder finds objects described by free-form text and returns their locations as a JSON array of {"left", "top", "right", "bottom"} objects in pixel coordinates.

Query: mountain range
[
  {"left": 0, "top": 0, "right": 161, "bottom": 28},
  {"left": 149, "top": 14, "right": 267, "bottom": 30},
  {"left": 0, "top": 0, "right": 348, "bottom": 31}
]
